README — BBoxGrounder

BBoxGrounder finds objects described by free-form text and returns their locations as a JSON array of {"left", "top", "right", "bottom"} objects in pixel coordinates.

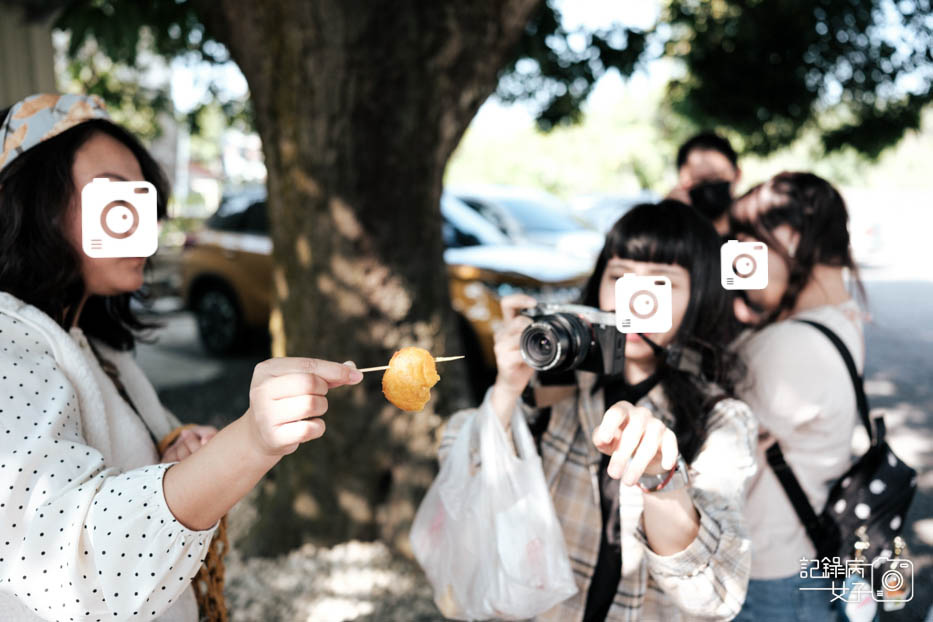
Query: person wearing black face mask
[{"left": 668, "top": 132, "right": 741, "bottom": 236}]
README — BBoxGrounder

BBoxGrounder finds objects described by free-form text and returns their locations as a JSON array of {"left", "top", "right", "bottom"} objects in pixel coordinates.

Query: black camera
[{"left": 519, "top": 304, "right": 626, "bottom": 376}]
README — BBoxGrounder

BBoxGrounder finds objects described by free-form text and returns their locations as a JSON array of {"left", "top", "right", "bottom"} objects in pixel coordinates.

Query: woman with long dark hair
[
  {"left": 437, "top": 200, "right": 757, "bottom": 620},
  {"left": 730, "top": 172, "right": 866, "bottom": 622},
  {"left": 0, "top": 94, "right": 361, "bottom": 621}
]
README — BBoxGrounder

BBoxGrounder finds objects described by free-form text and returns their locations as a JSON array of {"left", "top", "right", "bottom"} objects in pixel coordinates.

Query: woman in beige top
[{"left": 730, "top": 172, "right": 866, "bottom": 622}]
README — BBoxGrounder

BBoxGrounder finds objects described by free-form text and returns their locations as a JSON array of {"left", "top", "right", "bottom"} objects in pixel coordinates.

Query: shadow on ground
[{"left": 863, "top": 280, "right": 933, "bottom": 622}]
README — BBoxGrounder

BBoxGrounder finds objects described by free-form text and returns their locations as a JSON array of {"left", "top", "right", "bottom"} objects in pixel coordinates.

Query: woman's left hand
[
  {"left": 161, "top": 425, "right": 219, "bottom": 463},
  {"left": 592, "top": 401, "right": 679, "bottom": 486}
]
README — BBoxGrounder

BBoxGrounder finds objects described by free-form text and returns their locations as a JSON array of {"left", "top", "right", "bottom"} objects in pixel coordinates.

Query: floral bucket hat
[{"left": 0, "top": 93, "right": 110, "bottom": 173}]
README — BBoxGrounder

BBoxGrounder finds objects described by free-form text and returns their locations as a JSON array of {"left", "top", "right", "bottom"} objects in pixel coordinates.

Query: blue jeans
[{"left": 734, "top": 574, "right": 841, "bottom": 622}]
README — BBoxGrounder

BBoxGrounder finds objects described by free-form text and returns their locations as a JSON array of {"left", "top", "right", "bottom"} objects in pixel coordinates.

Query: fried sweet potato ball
[{"left": 382, "top": 347, "right": 441, "bottom": 411}]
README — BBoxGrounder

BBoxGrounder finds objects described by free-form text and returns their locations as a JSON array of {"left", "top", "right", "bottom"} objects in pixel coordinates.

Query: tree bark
[{"left": 193, "top": 0, "right": 542, "bottom": 554}]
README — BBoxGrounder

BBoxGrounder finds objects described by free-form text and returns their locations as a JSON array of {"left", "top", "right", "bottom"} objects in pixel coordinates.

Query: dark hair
[
  {"left": 0, "top": 109, "right": 168, "bottom": 350},
  {"left": 730, "top": 171, "right": 866, "bottom": 325},
  {"left": 676, "top": 131, "right": 738, "bottom": 170},
  {"left": 581, "top": 200, "right": 744, "bottom": 463}
]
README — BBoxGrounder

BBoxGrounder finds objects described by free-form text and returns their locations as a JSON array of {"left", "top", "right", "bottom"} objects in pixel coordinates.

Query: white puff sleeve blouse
[{"left": 0, "top": 292, "right": 216, "bottom": 621}]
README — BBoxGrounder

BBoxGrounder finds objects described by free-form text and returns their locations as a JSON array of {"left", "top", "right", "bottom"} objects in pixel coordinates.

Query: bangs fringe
[{"left": 604, "top": 201, "right": 702, "bottom": 270}]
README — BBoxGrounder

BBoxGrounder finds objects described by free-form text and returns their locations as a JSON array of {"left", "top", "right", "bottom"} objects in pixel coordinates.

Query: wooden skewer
[{"left": 356, "top": 355, "right": 465, "bottom": 373}]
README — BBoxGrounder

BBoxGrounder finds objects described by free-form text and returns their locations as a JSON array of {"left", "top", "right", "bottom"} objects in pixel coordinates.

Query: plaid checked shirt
[{"left": 439, "top": 372, "right": 757, "bottom": 621}]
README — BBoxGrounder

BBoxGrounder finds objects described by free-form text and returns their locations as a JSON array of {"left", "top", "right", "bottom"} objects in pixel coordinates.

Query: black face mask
[{"left": 688, "top": 180, "right": 733, "bottom": 220}]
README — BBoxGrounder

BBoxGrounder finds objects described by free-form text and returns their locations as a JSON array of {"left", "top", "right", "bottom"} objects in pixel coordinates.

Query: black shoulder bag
[{"left": 765, "top": 319, "right": 917, "bottom": 565}]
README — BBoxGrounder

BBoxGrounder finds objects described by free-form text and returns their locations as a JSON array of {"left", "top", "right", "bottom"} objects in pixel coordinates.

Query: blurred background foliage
[
  {"left": 493, "top": 0, "right": 932, "bottom": 157},
  {"left": 660, "top": 0, "right": 933, "bottom": 157},
  {"left": 5, "top": 0, "right": 931, "bottom": 193},
  {"left": 38, "top": 0, "right": 252, "bottom": 140},
  {"left": 445, "top": 86, "right": 933, "bottom": 198}
]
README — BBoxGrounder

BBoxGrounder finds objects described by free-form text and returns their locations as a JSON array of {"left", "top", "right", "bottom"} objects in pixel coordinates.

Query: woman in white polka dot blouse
[{"left": 0, "top": 95, "right": 362, "bottom": 621}]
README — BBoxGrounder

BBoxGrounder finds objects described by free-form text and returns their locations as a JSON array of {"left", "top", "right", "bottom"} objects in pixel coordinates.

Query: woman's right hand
[
  {"left": 490, "top": 294, "right": 537, "bottom": 427},
  {"left": 245, "top": 357, "right": 363, "bottom": 457},
  {"left": 163, "top": 357, "right": 362, "bottom": 531}
]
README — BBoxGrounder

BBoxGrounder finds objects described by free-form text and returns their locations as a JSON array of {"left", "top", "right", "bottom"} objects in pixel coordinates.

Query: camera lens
[
  {"left": 521, "top": 325, "right": 559, "bottom": 368},
  {"left": 520, "top": 313, "right": 591, "bottom": 372}
]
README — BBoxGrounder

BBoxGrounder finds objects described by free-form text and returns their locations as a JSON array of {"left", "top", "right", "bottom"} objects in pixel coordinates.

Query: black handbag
[{"left": 765, "top": 320, "right": 917, "bottom": 566}]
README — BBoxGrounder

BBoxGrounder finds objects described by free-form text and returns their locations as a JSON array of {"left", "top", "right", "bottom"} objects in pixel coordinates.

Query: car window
[
  {"left": 207, "top": 209, "right": 246, "bottom": 232},
  {"left": 207, "top": 192, "right": 267, "bottom": 232},
  {"left": 494, "top": 197, "right": 588, "bottom": 233},
  {"left": 442, "top": 219, "right": 483, "bottom": 248},
  {"left": 459, "top": 197, "right": 511, "bottom": 236},
  {"left": 242, "top": 201, "right": 269, "bottom": 234},
  {"left": 440, "top": 194, "right": 510, "bottom": 247}
]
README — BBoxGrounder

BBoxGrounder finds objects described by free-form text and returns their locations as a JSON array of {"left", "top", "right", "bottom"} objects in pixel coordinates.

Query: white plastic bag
[{"left": 411, "top": 402, "right": 578, "bottom": 620}]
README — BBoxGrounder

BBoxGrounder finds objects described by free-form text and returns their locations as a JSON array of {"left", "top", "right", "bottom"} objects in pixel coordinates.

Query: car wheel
[{"left": 194, "top": 285, "right": 243, "bottom": 355}]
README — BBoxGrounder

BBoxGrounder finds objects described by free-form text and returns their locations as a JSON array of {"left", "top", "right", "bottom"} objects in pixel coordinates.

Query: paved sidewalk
[{"left": 861, "top": 278, "right": 933, "bottom": 622}]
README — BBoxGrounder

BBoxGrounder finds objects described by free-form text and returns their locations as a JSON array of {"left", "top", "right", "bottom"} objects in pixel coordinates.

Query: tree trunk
[{"left": 193, "top": 0, "right": 542, "bottom": 555}]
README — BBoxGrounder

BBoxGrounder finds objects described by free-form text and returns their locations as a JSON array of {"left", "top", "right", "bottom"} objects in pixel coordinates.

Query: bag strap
[
  {"left": 765, "top": 442, "right": 827, "bottom": 550},
  {"left": 764, "top": 319, "right": 870, "bottom": 555},
  {"left": 794, "top": 319, "right": 874, "bottom": 443},
  {"left": 88, "top": 339, "right": 161, "bottom": 449}
]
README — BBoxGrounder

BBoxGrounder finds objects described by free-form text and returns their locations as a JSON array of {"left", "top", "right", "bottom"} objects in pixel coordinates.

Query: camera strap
[
  {"left": 636, "top": 334, "right": 703, "bottom": 377},
  {"left": 635, "top": 333, "right": 666, "bottom": 357},
  {"left": 600, "top": 370, "right": 665, "bottom": 406}
]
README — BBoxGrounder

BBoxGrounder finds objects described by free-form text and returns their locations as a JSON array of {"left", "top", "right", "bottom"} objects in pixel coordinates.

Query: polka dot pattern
[{"left": 0, "top": 307, "right": 216, "bottom": 620}]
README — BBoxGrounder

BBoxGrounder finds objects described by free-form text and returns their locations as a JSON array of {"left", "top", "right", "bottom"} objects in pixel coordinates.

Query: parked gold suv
[{"left": 180, "top": 190, "right": 591, "bottom": 399}]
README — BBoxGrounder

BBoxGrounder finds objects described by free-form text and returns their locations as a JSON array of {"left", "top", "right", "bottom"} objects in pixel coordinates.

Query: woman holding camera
[
  {"left": 438, "top": 201, "right": 757, "bottom": 621},
  {"left": 0, "top": 94, "right": 362, "bottom": 621},
  {"left": 730, "top": 172, "right": 865, "bottom": 622}
]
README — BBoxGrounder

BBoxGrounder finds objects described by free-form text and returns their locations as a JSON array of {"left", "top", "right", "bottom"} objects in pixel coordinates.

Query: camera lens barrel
[{"left": 520, "top": 313, "right": 591, "bottom": 372}]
